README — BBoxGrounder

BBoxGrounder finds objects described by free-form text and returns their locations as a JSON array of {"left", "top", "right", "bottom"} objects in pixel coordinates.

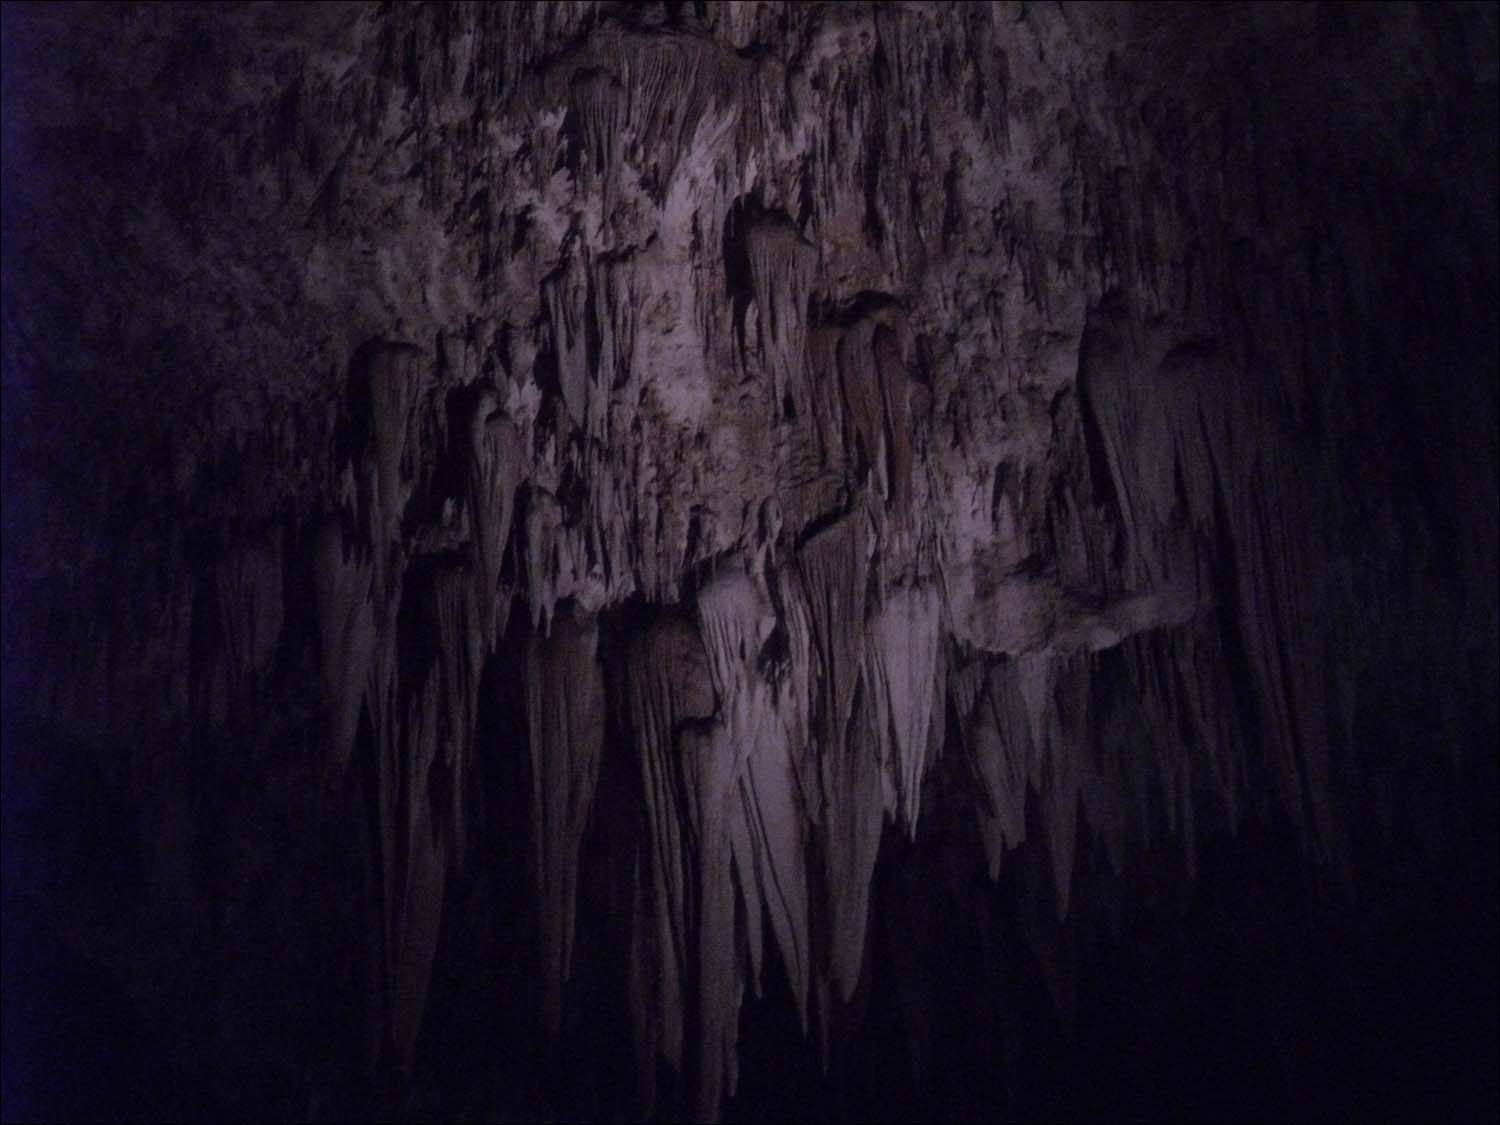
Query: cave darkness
[{"left": 2, "top": 3, "right": 1497, "bottom": 1122}]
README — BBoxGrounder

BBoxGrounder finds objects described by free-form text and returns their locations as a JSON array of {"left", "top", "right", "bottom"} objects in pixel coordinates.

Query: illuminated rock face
[{"left": 2, "top": 3, "right": 1496, "bottom": 1121}]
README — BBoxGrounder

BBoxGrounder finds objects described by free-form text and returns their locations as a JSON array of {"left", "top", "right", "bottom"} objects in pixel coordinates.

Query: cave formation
[{"left": 1, "top": 2, "right": 1496, "bottom": 1121}]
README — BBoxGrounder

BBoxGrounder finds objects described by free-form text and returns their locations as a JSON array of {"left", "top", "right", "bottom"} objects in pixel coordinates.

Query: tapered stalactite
[
  {"left": 799, "top": 511, "right": 885, "bottom": 1006},
  {"left": 391, "top": 673, "right": 447, "bottom": 1073},
  {"left": 691, "top": 563, "right": 821, "bottom": 1118},
  {"left": 356, "top": 343, "right": 427, "bottom": 605},
  {"left": 432, "top": 563, "right": 482, "bottom": 854},
  {"left": 865, "top": 583, "right": 944, "bottom": 836},
  {"left": 314, "top": 521, "right": 376, "bottom": 774},
  {"left": 525, "top": 604, "right": 605, "bottom": 1034},
  {"left": 743, "top": 211, "right": 816, "bottom": 426},
  {"left": 214, "top": 530, "right": 284, "bottom": 715},
  {"left": 967, "top": 656, "right": 1037, "bottom": 882},
  {"left": 466, "top": 388, "right": 524, "bottom": 649},
  {"left": 623, "top": 614, "right": 717, "bottom": 1098},
  {"left": 1080, "top": 308, "right": 1338, "bottom": 854}
]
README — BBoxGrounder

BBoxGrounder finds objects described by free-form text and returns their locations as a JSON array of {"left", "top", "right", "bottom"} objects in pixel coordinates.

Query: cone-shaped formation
[{"left": 526, "top": 604, "right": 605, "bottom": 1033}]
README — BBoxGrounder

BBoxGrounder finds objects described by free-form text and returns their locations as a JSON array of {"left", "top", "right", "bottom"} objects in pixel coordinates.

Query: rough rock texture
[{"left": 2, "top": 2, "right": 1497, "bottom": 1121}]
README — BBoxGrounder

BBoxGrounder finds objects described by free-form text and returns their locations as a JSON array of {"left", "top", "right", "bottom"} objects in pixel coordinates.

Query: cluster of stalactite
[{"left": 3, "top": 3, "right": 1494, "bottom": 1121}]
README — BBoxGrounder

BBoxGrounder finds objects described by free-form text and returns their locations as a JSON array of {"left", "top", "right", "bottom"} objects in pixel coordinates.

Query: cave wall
[{"left": 2, "top": 2, "right": 1496, "bottom": 1120}]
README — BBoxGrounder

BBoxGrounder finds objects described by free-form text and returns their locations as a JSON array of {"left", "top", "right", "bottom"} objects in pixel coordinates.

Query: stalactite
[
  {"left": 969, "top": 656, "right": 1037, "bottom": 881},
  {"left": 798, "top": 510, "right": 889, "bottom": 1005},
  {"left": 390, "top": 670, "right": 447, "bottom": 1074},
  {"left": 214, "top": 530, "right": 284, "bottom": 710},
  {"left": 622, "top": 616, "right": 716, "bottom": 1085},
  {"left": 864, "top": 582, "right": 943, "bottom": 837},
  {"left": 525, "top": 603, "right": 605, "bottom": 1034},
  {"left": 744, "top": 213, "right": 816, "bottom": 423},
  {"left": 691, "top": 563, "right": 817, "bottom": 1119},
  {"left": 314, "top": 520, "right": 376, "bottom": 773},
  {"left": 1039, "top": 655, "right": 1086, "bottom": 919},
  {"left": 360, "top": 343, "right": 428, "bottom": 604},
  {"left": 432, "top": 562, "right": 482, "bottom": 854},
  {"left": 1080, "top": 306, "right": 1338, "bottom": 856},
  {"left": 466, "top": 387, "right": 524, "bottom": 649}
]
